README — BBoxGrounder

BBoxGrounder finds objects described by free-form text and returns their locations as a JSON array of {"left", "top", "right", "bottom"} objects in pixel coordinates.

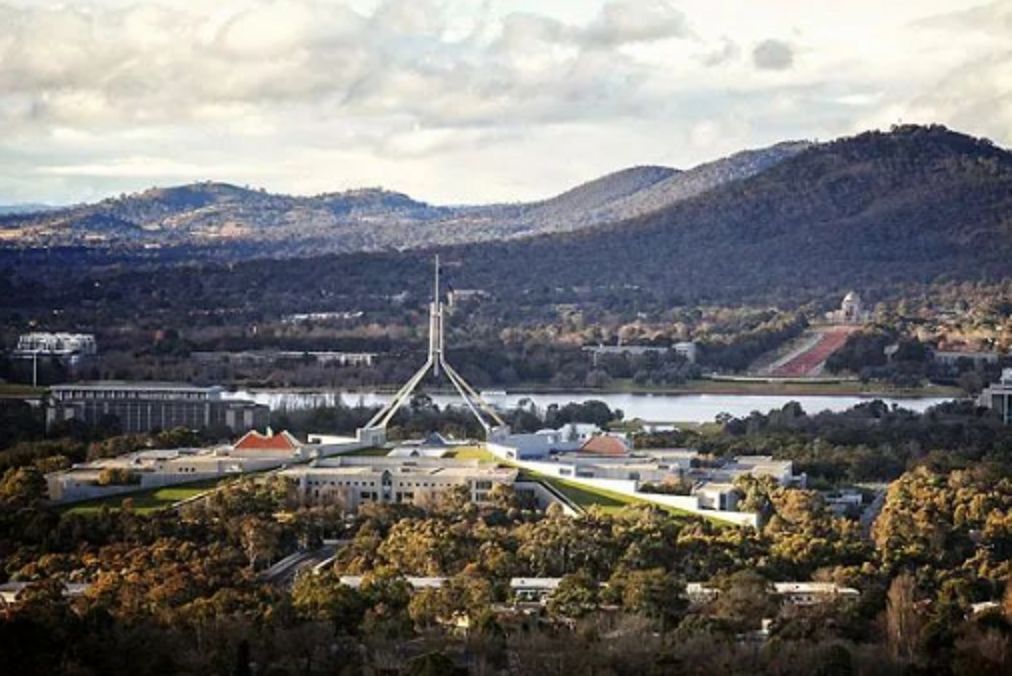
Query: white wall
[{"left": 486, "top": 444, "right": 758, "bottom": 528}]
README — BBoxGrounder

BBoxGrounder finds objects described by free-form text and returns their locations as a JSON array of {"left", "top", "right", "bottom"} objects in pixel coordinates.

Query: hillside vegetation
[{"left": 0, "top": 141, "right": 809, "bottom": 257}]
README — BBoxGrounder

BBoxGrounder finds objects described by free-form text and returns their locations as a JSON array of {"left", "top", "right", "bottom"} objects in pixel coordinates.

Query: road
[{"left": 260, "top": 540, "right": 351, "bottom": 587}]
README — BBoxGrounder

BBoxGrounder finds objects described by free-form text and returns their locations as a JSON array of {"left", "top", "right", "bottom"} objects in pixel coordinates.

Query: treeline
[
  {"left": 0, "top": 458, "right": 1008, "bottom": 674},
  {"left": 699, "top": 399, "right": 1012, "bottom": 485}
]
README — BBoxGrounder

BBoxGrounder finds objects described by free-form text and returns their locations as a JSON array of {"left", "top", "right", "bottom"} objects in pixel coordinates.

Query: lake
[{"left": 224, "top": 389, "right": 955, "bottom": 424}]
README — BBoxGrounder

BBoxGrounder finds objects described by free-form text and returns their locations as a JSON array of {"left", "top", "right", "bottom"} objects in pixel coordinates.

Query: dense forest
[{"left": 1, "top": 397, "right": 1010, "bottom": 674}]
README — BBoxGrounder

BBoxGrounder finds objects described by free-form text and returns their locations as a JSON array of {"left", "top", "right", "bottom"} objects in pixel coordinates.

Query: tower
[{"left": 358, "top": 256, "right": 508, "bottom": 443}]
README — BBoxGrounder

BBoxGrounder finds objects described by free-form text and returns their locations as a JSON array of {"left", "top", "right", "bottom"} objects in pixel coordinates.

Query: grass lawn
[
  {"left": 447, "top": 445, "right": 498, "bottom": 461},
  {"left": 518, "top": 468, "right": 703, "bottom": 520},
  {"left": 62, "top": 477, "right": 231, "bottom": 516}
]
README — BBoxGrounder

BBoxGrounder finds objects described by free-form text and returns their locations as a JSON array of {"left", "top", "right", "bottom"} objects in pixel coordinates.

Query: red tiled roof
[
  {"left": 233, "top": 430, "right": 300, "bottom": 452},
  {"left": 580, "top": 435, "right": 630, "bottom": 456}
]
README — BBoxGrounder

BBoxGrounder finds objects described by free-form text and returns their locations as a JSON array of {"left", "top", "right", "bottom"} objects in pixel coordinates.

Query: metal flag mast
[{"left": 360, "top": 255, "right": 507, "bottom": 440}]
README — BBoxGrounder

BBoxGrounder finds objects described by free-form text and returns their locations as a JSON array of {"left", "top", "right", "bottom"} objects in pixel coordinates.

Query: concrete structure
[
  {"left": 826, "top": 291, "right": 869, "bottom": 324},
  {"left": 933, "top": 350, "right": 1000, "bottom": 367},
  {"left": 447, "top": 289, "right": 489, "bottom": 307},
  {"left": 46, "top": 381, "right": 269, "bottom": 434},
  {"left": 45, "top": 445, "right": 287, "bottom": 503},
  {"left": 338, "top": 576, "right": 447, "bottom": 591},
  {"left": 583, "top": 341, "right": 698, "bottom": 365},
  {"left": 485, "top": 448, "right": 804, "bottom": 527},
  {"left": 493, "top": 424, "right": 606, "bottom": 460},
  {"left": 357, "top": 257, "right": 508, "bottom": 446},
  {"left": 0, "top": 581, "right": 91, "bottom": 605},
  {"left": 511, "top": 578, "right": 563, "bottom": 603},
  {"left": 14, "top": 332, "right": 97, "bottom": 358},
  {"left": 387, "top": 432, "right": 463, "bottom": 458},
  {"left": 979, "top": 368, "right": 1012, "bottom": 424},
  {"left": 191, "top": 350, "right": 377, "bottom": 367},
  {"left": 281, "top": 456, "right": 518, "bottom": 511},
  {"left": 674, "top": 341, "right": 698, "bottom": 363},
  {"left": 282, "top": 311, "right": 363, "bottom": 324},
  {"left": 686, "top": 582, "right": 859, "bottom": 607},
  {"left": 332, "top": 576, "right": 856, "bottom": 610}
]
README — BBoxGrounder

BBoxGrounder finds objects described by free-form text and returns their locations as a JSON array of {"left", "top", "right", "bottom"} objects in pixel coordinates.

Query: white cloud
[{"left": 0, "top": 0, "right": 1008, "bottom": 205}]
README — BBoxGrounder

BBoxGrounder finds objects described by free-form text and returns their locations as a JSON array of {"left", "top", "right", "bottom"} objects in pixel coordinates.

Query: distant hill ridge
[
  {"left": 3, "top": 125, "right": 1009, "bottom": 306},
  {"left": 0, "top": 138, "right": 813, "bottom": 253}
]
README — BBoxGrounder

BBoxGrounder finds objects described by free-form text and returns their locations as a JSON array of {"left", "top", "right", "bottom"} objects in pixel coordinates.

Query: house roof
[
  {"left": 233, "top": 429, "right": 301, "bottom": 452},
  {"left": 579, "top": 435, "right": 630, "bottom": 456}
]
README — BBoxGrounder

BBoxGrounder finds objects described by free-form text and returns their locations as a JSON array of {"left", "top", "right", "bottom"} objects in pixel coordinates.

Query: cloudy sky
[{"left": 1, "top": 0, "right": 1010, "bottom": 205}]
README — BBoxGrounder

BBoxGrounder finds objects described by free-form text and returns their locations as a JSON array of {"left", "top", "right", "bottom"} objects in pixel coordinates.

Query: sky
[{"left": 0, "top": 0, "right": 1010, "bottom": 205}]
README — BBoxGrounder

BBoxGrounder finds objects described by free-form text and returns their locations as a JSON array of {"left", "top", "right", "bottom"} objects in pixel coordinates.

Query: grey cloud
[
  {"left": 701, "top": 38, "right": 739, "bottom": 67},
  {"left": 753, "top": 39, "right": 793, "bottom": 70},
  {"left": 582, "top": 0, "right": 691, "bottom": 47}
]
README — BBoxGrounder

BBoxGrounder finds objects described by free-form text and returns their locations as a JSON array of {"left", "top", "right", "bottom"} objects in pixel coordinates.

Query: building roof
[
  {"left": 233, "top": 429, "right": 302, "bottom": 452},
  {"left": 579, "top": 435, "right": 630, "bottom": 456},
  {"left": 510, "top": 577, "right": 563, "bottom": 590},
  {"left": 50, "top": 380, "right": 220, "bottom": 393},
  {"left": 339, "top": 576, "right": 447, "bottom": 590}
]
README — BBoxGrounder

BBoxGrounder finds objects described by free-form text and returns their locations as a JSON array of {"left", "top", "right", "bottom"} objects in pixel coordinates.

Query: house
[{"left": 510, "top": 578, "right": 563, "bottom": 603}]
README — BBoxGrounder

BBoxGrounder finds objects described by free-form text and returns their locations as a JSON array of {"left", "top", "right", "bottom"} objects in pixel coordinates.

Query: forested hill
[
  {"left": 441, "top": 125, "right": 1012, "bottom": 303},
  {"left": 0, "top": 140, "right": 808, "bottom": 256},
  {"left": 2, "top": 125, "right": 1010, "bottom": 313}
]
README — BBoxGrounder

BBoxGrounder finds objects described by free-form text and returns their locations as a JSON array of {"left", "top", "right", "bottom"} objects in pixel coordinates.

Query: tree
[
  {"left": 291, "top": 571, "right": 367, "bottom": 633},
  {"left": 236, "top": 516, "right": 281, "bottom": 571},
  {"left": 547, "top": 571, "right": 599, "bottom": 619},
  {"left": 886, "top": 571, "right": 921, "bottom": 661},
  {"left": 607, "top": 568, "right": 686, "bottom": 629}
]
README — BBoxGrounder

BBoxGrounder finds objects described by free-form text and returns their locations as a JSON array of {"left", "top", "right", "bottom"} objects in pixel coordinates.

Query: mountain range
[
  {"left": 2, "top": 124, "right": 1011, "bottom": 307},
  {"left": 0, "top": 141, "right": 812, "bottom": 257}
]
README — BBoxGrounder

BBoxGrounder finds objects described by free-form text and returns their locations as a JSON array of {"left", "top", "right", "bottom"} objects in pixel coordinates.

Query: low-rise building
[
  {"left": 14, "top": 332, "right": 97, "bottom": 358},
  {"left": 686, "top": 582, "right": 859, "bottom": 607},
  {"left": 979, "top": 368, "right": 1012, "bottom": 424},
  {"left": 933, "top": 350, "right": 1000, "bottom": 367},
  {"left": 0, "top": 581, "right": 91, "bottom": 605},
  {"left": 46, "top": 381, "right": 269, "bottom": 434},
  {"left": 282, "top": 457, "right": 518, "bottom": 511},
  {"left": 511, "top": 578, "right": 563, "bottom": 603},
  {"left": 45, "top": 443, "right": 288, "bottom": 503}
]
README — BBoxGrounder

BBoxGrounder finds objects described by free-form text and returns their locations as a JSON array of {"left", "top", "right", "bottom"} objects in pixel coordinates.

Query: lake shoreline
[{"left": 226, "top": 380, "right": 963, "bottom": 400}]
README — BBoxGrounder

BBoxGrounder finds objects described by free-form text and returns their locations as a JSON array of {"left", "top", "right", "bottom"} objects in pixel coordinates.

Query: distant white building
[
  {"left": 674, "top": 341, "right": 698, "bottom": 363},
  {"left": 685, "top": 582, "right": 859, "bottom": 607},
  {"left": 979, "top": 368, "right": 1012, "bottom": 424},
  {"left": 14, "top": 332, "right": 96, "bottom": 359},
  {"left": 826, "top": 291, "right": 869, "bottom": 324},
  {"left": 933, "top": 350, "right": 1000, "bottom": 367},
  {"left": 447, "top": 289, "right": 489, "bottom": 307},
  {"left": 582, "top": 341, "right": 698, "bottom": 364},
  {"left": 0, "top": 581, "right": 91, "bottom": 605}
]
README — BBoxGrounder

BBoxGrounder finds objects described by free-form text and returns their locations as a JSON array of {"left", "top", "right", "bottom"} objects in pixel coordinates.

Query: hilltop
[
  {"left": 0, "top": 141, "right": 809, "bottom": 257},
  {"left": 1, "top": 125, "right": 1010, "bottom": 311}
]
